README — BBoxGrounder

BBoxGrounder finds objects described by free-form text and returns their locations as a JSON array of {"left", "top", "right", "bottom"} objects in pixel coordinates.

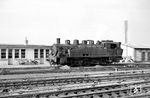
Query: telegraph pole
[
  {"left": 124, "top": 20, "right": 128, "bottom": 57},
  {"left": 25, "top": 36, "right": 29, "bottom": 45}
]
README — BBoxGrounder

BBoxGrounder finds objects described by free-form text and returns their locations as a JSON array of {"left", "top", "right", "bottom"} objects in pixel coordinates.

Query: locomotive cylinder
[
  {"left": 73, "top": 39, "right": 79, "bottom": 45},
  {"left": 56, "top": 38, "right": 60, "bottom": 44}
]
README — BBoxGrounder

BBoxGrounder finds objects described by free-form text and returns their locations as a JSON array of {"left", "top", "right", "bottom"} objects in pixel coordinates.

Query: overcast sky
[{"left": 0, "top": 0, "right": 150, "bottom": 46}]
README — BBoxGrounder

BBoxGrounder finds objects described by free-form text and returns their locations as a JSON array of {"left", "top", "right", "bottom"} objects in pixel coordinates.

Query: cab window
[{"left": 110, "top": 44, "right": 117, "bottom": 49}]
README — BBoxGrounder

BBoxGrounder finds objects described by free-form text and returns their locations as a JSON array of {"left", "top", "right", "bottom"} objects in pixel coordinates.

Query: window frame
[
  {"left": 34, "top": 49, "right": 38, "bottom": 58},
  {"left": 141, "top": 52, "right": 145, "bottom": 61},
  {"left": 1, "top": 49, "right": 6, "bottom": 59},
  {"left": 40, "top": 49, "right": 44, "bottom": 58},
  {"left": 8, "top": 49, "right": 13, "bottom": 59},
  {"left": 15, "top": 49, "right": 19, "bottom": 58},
  {"left": 21, "top": 49, "right": 26, "bottom": 58}
]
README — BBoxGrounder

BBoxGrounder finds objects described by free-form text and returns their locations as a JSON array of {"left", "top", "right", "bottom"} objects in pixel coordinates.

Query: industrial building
[
  {"left": 0, "top": 44, "right": 51, "bottom": 65},
  {"left": 134, "top": 47, "right": 150, "bottom": 62},
  {"left": 122, "top": 44, "right": 150, "bottom": 63}
]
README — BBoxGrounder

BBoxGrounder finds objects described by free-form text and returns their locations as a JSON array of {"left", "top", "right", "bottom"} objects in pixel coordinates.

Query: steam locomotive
[{"left": 49, "top": 38, "right": 123, "bottom": 67}]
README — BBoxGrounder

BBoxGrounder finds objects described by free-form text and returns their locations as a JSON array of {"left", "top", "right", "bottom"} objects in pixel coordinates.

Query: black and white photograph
[{"left": 0, "top": 0, "right": 150, "bottom": 98}]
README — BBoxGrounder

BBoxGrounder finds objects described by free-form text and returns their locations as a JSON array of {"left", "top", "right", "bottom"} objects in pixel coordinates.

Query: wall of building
[
  {"left": 121, "top": 45, "right": 134, "bottom": 58},
  {"left": 134, "top": 49, "right": 150, "bottom": 62},
  {"left": 26, "top": 48, "right": 34, "bottom": 60},
  {"left": 134, "top": 50, "right": 142, "bottom": 61},
  {"left": 0, "top": 47, "right": 50, "bottom": 65}
]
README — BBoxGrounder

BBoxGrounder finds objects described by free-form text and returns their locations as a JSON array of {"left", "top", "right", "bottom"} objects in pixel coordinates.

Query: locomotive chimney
[
  {"left": 56, "top": 38, "right": 60, "bottom": 44},
  {"left": 65, "top": 40, "right": 70, "bottom": 45},
  {"left": 82, "top": 40, "right": 87, "bottom": 45},
  {"left": 96, "top": 40, "right": 101, "bottom": 45},
  {"left": 89, "top": 40, "right": 94, "bottom": 45},
  {"left": 73, "top": 39, "right": 79, "bottom": 45}
]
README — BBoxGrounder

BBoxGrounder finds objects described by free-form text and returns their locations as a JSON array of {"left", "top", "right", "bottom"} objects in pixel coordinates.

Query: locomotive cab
[
  {"left": 103, "top": 42, "right": 118, "bottom": 49},
  {"left": 102, "top": 41, "right": 123, "bottom": 63}
]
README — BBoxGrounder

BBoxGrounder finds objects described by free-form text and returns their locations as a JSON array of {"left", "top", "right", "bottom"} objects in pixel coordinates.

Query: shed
[
  {"left": 134, "top": 48, "right": 150, "bottom": 62},
  {"left": 122, "top": 43, "right": 150, "bottom": 62}
]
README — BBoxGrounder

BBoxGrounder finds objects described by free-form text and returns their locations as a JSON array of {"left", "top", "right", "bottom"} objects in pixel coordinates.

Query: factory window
[
  {"left": 1, "top": 49, "right": 6, "bottom": 59},
  {"left": 40, "top": 49, "right": 44, "bottom": 58},
  {"left": 8, "top": 49, "right": 12, "bottom": 58},
  {"left": 21, "top": 49, "right": 26, "bottom": 58},
  {"left": 148, "top": 52, "right": 150, "bottom": 61},
  {"left": 15, "top": 49, "right": 19, "bottom": 58},
  {"left": 141, "top": 52, "right": 145, "bottom": 61},
  {"left": 34, "top": 49, "right": 38, "bottom": 58},
  {"left": 46, "top": 49, "right": 49, "bottom": 58}
]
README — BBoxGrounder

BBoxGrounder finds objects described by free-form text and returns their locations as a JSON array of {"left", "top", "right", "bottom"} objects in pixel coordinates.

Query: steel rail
[
  {"left": 1, "top": 72, "right": 150, "bottom": 92},
  {"left": 1, "top": 68, "right": 150, "bottom": 80},
  {"left": 1, "top": 63, "right": 150, "bottom": 75},
  {"left": 1, "top": 79, "right": 150, "bottom": 98},
  {"left": 1, "top": 70, "right": 148, "bottom": 82}
]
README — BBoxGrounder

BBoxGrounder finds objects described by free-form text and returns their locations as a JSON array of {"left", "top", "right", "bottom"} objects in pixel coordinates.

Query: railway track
[
  {"left": 1, "top": 79, "right": 150, "bottom": 98},
  {"left": 1, "top": 65, "right": 150, "bottom": 98},
  {"left": 0, "top": 67, "right": 116, "bottom": 75},
  {"left": 1, "top": 63, "right": 150, "bottom": 75},
  {"left": 1, "top": 69, "right": 150, "bottom": 93}
]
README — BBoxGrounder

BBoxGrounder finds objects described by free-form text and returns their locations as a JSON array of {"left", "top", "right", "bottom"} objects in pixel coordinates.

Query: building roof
[
  {"left": 122, "top": 43, "right": 150, "bottom": 49},
  {"left": 0, "top": 44, "right": 51, "bottom": 49}
]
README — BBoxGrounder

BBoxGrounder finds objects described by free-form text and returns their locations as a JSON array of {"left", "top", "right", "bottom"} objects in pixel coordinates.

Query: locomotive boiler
[{"left": 49, "top": 38, "right": 123, "bottom": 67}]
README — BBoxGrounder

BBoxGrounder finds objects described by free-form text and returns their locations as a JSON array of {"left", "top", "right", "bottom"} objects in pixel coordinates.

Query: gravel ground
[{"left": 0, "top": 63, "right": 50, "bottom": 68}]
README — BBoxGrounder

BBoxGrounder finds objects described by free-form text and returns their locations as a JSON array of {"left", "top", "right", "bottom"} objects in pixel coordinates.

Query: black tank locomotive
[{"left": 49, "top": 38, "right": 123, "bottom": 67}]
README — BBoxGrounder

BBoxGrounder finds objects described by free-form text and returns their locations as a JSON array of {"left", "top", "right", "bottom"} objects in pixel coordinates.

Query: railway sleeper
[
  {"left": 1, "top": 72, "right": 150, "bottom": 90},
  {"left": 0, "top": 76, "right": 149, "bottom": 92},
  {"left": 1, "top": 82, "right": 150, "bottom": 98}
]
